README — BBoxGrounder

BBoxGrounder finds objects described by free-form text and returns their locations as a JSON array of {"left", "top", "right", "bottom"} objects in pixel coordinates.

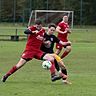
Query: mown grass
[{"left": 0, "top": 27, "right": 96, "bottom": 96}]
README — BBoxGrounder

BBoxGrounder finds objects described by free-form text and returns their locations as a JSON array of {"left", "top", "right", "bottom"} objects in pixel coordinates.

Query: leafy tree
[{"left": 0, "top": 0, "right": 96, "bottom": 25}]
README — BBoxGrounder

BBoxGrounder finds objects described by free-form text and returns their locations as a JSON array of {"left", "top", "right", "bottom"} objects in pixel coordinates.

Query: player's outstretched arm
[
  {"left": 56, "top": 26, "right": 68, "bottom": 34},
  {"left": 56, "top": 26, "right": 64, "bottom": 34},
  {"left": 24, "top": 29, "right": 39, "bottom": 34},
  {"left": 65, "top": 28, "right": 71, "bottom": 34},
  {"left": 24, "top": 29, "right": 32, "bottom": 34}
]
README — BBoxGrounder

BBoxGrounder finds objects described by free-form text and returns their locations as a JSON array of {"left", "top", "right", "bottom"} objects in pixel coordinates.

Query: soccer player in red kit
[
  {"left": 55, "top": 15, "right": 72, "bottom": 59},
  {"left": 1, "top": 20, "right": 69, "bottom": 83}
]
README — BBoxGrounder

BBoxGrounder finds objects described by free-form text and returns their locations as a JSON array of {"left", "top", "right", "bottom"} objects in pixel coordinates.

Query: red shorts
[
  {"left": 56, "top": 43, "right": 71, "bottom": 50},
  {"left": 56, "top": 43, "right": 63, "bottom": 50},
  {"left": 21, "top": 48, "right": 44, "bottom": 61}
]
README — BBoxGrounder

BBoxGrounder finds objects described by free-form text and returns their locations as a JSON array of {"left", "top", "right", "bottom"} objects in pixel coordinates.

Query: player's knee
[
  {"left": 16, "top": 58, "right": 27, "bottom": 69},
  {"left": 43, "top": 54, "right": 54, "bottom": 62},
  {"left": 55, "top": 49, "right": 61, "bottom": 55},
  {"left": 66, "top": 46, "right": 71, "bottom": 52},
  {"left": 48, "top": 56, "right": 54, "bottom": 61}
]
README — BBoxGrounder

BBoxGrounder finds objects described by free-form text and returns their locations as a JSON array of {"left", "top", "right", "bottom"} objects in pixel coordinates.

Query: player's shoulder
[
  {"left": 58, "top": 21, "right": 63, "bottom": 24},
  {"left": 28, "top": 25, "right": 36, "bottom": 30},
  {"left": 41, "top": 28, "right": 46, "bottom": 32},
  {"left": 28, "top": 25, "right": 35, "bottom": 28},
  {"left": 61, "top": 22, "right": 69, "bottom": 28},
  {"left": 58, "top": 21, "right": 64, "bottom": 26}
]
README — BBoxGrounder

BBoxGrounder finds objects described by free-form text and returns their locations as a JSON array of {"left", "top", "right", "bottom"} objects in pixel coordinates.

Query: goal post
[
  {"left": 28, "top": 10, "right": 74, "bottom": 28},
  {"left": 27, "top": 10, "right": 33, "bottom": 27}
]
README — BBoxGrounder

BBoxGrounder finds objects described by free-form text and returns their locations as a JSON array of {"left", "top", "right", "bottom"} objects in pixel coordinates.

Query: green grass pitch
[{"left": 0, "top": 27, "right": 96, "bottom": 96}]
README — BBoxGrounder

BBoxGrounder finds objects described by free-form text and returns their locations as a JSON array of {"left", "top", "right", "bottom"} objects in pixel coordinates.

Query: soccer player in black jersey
[{"left": 40, "top": 23, "right": 71, "bottom": 84}]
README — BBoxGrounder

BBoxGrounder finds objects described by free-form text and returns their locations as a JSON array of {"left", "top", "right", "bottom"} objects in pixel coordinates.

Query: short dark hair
[
  {"left": 48, "top": 23, "right": 56, "bottom": 29},
  {"left": 35, "top": 19, "right": 42, "bottom": 25}
]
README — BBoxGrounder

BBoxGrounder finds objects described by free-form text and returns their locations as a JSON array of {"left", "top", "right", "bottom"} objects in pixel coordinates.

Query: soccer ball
[{"left": 42, "top": 61, "right": 52, "bottom": 70}]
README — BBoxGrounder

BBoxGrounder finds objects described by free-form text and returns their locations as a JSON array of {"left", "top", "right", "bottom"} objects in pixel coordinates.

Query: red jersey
[
  {"left": 25, "top": 26, "right": 45, "bottom": 50},
  {"left": 57, "top": 21, "right": 69, "bottom": 42}
]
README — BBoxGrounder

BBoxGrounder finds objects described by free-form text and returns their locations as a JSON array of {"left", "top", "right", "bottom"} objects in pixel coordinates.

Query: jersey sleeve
[
  {"left": 43, "top": 33, "right": 47, "bottom": 40},
  {"left": 58, "top": 22, "right": 63, "bottom": 28},
  {"left": 28, "top": 26, "right": 36, "bottom": 31}
]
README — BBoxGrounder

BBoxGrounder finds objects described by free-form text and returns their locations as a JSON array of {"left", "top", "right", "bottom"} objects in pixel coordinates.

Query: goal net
[{"left": 28, "top": 10, "right": 74, "bottom": 28}]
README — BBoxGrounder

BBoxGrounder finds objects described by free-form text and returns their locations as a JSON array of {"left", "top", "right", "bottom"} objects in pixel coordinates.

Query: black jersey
[{"left": 40, "top": 33, "right": 60, "bottom": 53}]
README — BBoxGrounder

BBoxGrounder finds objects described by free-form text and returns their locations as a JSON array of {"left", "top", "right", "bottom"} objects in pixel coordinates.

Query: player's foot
[
  {"left": 51, "top": 75, "right": 62, "bottom": 82},
  {"left": 1, "top": 75, "right": 8, "bottom": 82},
  {"left": 59, "top": 72, "right": 67, "bottom": 80},
  {"left": 62, "top": 80, "right": 72, "bottom": 85}
]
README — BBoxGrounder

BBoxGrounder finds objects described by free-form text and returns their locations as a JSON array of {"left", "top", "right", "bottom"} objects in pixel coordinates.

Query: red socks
[
  {"left": 61, "top": 51, "right": 69, "bottom": 59},
  {"left": 49, "top": 62, "right": 56, "bottom": 76},
  {"left": 6, "top": 66, "right": 18, "bottom": 76}
]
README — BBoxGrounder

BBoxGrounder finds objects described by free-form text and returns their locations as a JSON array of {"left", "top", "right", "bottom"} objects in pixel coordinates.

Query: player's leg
[
  {"left": 55, "top": 49, "right": 61, "bottom": 55},
  {"left": 42, "top": 54, "right": 57, "bottom": 80},
  {"left": 51, "top": 54, "right": 72, "bottom": 84},
  {"left": 57, "top": 60, "right": 71, "bottom": 84},
  {"left": 54, "top": 59, "right": 60, "bottom": 72},
  {"left": 43, "top": 54, "right": 56, "bottom": 77},
  {"left": 55, "top": 43, "right": 62, "bottom": 55},
  {"left": 54, "top": 59, "right": 67, "bottom": 79},
  {"left": 54, "top": 59, "right": 69, "bottom": 83},
  {"left": 34, "top": 50, "right": 57, "bottom": 81},
  {"left": 49, "top": 61, "right": 59, "bottom": 81},
  {"left": 43, "top": 53, "right": 72, "bottom": 84},
  {"left": 52, "top": 54, "right": 67, "bottom": 76},
  {"left": 43, "top": 53, "right": 66, "bottom": 80},
  {"left": 1, "top": 50, "right": 33, "bottom": 82},
  {"left": 41, "top": 53, "right": 62, "bottom": 81},
  {"left": 61, "top": 45, "right": 71, "bottom": 59},
  {"left": 1, "top": 58, "right": 27, "bottom": 82},
  {"left": 54, "top": 59, "right": 68, "bottom": 82}
]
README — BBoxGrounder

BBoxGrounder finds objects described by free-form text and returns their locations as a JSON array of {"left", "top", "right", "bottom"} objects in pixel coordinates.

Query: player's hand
[
  {"left": 44, "top": 40, "right": 51, "bottom": 48},
  {"left": 44, "top": 40, "right": 51, "bottom": 45},
  {"left": 32, "top": 30, "right": 39, "bottom": 34},
  {"left": 66, "top": 41, "right": 71, "bottom": 45},
  {"left": 65, "top": 28, "right": 71, "bottom": 33},
  {"left": 62, "top": 30, "right": 68, "bottom": 34}
]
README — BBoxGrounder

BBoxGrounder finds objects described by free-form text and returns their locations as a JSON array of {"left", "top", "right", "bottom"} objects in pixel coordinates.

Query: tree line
[{"left": 0, "top": 0, "right": 96, "bottom": 25}]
